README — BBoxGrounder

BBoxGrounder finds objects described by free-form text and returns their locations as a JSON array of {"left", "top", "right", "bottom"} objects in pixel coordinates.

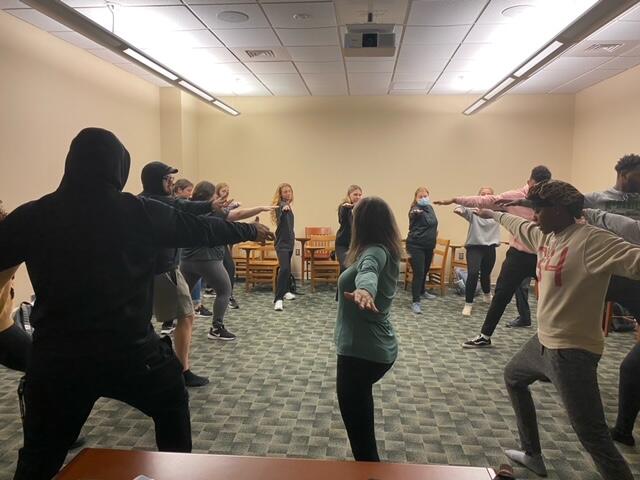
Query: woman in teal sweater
[{"left": 335, "top": 196, "right": 402, "bottom": 462}]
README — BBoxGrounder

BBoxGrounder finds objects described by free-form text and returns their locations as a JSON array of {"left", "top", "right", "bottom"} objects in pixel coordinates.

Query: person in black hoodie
[
  {"left": 406, "top": 187, "right": 438, "bottom": 314},
  {"left": 139, "top": 161, "right": 227, "bottom": 387},
  {"left": 335, "top": 185, "right": 363, "bottom": 272},
  {"left": 0, "top": 128, "right": 272, "bottom": 480}
]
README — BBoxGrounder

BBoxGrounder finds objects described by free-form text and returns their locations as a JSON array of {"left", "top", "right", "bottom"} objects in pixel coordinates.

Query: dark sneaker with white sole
[
  {"left": 194, "top": 305, "right": 213, "bottom": 317},
  {"left": 506, "top": 317, "right": 531, "bottom": 328},
  {"left": 208, "top": 326, "right": 236, "bottom": 341},
  {"left": 229, "top": 297, "right": 239, "bottom": 309},
  {"left": 462, "top": 335, "right": 492, "bottom": 348},
  {"left": 160, "top": 321, "right": 175, "bottom": 335}
]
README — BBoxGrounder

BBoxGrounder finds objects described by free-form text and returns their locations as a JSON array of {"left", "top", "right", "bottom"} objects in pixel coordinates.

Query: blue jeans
[{"left": 191, "top": 278, "right": 201, "bottom": 304}]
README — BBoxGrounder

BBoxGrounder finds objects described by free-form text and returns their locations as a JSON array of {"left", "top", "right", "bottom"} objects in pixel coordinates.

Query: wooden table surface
[{"left": 56, "top": 448, "right": 496, "bottom": 480}]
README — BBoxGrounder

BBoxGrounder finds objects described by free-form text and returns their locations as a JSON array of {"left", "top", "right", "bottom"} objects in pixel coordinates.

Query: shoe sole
[
  {"left": 160, "top": 330, "right": 175, "bottom": 336},
  {"left": 506, "top": 324, "right": 531, "bottom": 328},
  {"left": 462, "top": 343, "right": 492, "bottom": 348},
  {"left": 195, "top": 313, "right": 213, "bottom": 318},
  {"left": 207, "top": 334, "right": 236, "bottom": 341}
]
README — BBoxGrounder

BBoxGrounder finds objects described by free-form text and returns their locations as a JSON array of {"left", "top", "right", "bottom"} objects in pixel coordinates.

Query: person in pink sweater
[{"left": 435, "top": 166, "right": 551, "bottom": 347}]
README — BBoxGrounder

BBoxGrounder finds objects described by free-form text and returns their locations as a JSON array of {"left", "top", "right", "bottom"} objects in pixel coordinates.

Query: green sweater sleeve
[
  {"left": 493, "top": 212, "right": 543, "bottom": 252},
  {"left": 354, "top": 246, "right": 388, "bottom": 298}
]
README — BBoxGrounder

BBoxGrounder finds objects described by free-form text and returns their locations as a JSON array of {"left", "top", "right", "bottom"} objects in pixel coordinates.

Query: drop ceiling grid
[{"left": 2, "top": 0, "right": 640, "bottom": 96}]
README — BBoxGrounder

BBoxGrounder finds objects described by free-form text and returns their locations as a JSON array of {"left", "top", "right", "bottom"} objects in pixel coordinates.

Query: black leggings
[
  {"left": 464, "top": 245, "right": 496, "bottom": 303},
  {"left": 222, "top": 246, "right": 236, "bottom": 290},
  {"left": 336, "top": 354, "right": 393, "bottom": 462},
  {"left": 0, "top": 323, "right": 31, "bottom": 372},
  {"left": 615, "top": 342, "right": 640, "bottom": 436},
  {"left": 275, "top": 249, "right": 293, "bottom": 301},
  {"left": 408, "top": 247, "right": 434, "bottom": 302}
]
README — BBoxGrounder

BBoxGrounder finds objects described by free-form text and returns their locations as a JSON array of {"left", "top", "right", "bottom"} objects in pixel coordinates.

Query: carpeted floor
[{"left": 0, "top": 283, "right": 638, "bottom": 479}]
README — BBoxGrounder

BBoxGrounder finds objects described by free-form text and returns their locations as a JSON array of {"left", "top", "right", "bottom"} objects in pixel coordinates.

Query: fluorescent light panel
[
  {"left": 178, "top": 80, "right": 214, "bottom": 102},
  {"left": 464, "top": 99, "right": 486, "bottom": 116},
  {"left": 513, "top": 41, "right": 564, "bottom": 78},
  {"left": 485, "top": 76, "right": 516, "bottom": 100},
  {"left": 213, "top": 100, "right": 240, "bottom": 116},
  {"left": 123, "top": 48, "right": 178, "bottom": 81}
]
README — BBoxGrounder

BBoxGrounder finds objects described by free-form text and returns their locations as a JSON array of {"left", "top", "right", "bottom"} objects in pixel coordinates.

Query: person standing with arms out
[
  {"left": 335, "top": 196, "right": 401, "bottom": 462},
  {"left": 453, "top": 186, "right": 501, "bottom": 317},
  {"left": 215, "top": 182, "right": 242, "bottom": 309},
  {"left": 406, "top": 187, "right": 438, "bottom": 315},
  {"left": 335, "top": 185, "right": 363, "bottom": 272},
  {"left": 435, "top": 165, "right": 552, "bottom": 347},
  {"left": 272, "top": 183, "right": 295, "bottom": 312},
  {"left": 476, "top": 180, "right": 640, "bottom": 480}
]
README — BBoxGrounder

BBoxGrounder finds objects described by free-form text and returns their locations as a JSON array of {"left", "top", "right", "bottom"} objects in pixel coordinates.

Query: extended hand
[
  {"left": 473, "top": 208, "right": 495, "bottom": 219},
  {"left": 434, "top": 199, "right": 454, "bottom": 205},
  {"left": 254, "top": 223, "right": 275, "bottom": 244},
  {"left": 212, "top": 197, "right": 233, "bottom": 210},
  {"left": 263, "top": 205, "right": 278, "bottom": 212},
  {"left": 281, "top": 204, "right": 291, "bottom": 212},
  {"left": 342, "top": 203, "right": 354, "bottom": 208},
  {"left": 344, "top": 289, "right": 379, "bottom": 313}
]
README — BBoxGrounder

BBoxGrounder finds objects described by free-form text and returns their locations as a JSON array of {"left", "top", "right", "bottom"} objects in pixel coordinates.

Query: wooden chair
[
  {"left": 231, "top": 243, "right": 247, "bottom": 281},
  {"left": 308, "top": 234, "right": 340, "bottom": 292},
  {"left": 602, "top": 301, "right": 614, "bottom": 337},
  {"left": 303, "top": 227, "right": 332, "bottom": 280},
  {"left": 403, "top": 238, "right": 451, "bottom": 296},
  {"left": 245, "top": 242, "right": 279, "bottom": 293}
]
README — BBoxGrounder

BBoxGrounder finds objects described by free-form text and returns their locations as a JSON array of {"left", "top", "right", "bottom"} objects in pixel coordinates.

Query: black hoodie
[
  {"left": 139, "top": 161, "right": 214, "bottom": 273},
  {"left": 406, "top": 203, "right": 438, "bottom": 251},
  {"left": 0, "top": 128, "right": 257, "bottom": 355}
]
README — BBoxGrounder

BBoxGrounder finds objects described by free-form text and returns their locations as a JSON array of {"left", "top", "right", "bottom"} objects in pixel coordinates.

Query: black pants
[
  {"left": 336, "top": 355, "right": 393, "bottom": 462},
  {"left": 514, "top": 277, "right": 532, "bottom": 323},
  {"left": 14, "top": 337, "right": 191, "bottom": 480},
  {"left": 606, "top": 276, "right": 640, "bottom": 320},
  {"left": 464, "top": 245, "right": 496, "bottom": 303},
  {"left": 0, "top": 323, "right": 31, "bottom": 372},
  {"left": 616, "top": 342, "right": 640, "bottom": 436},
  {"left": 481, "top": 247, "right": 537, "bottom": 337},
  {"left": 335, "top": 245, "right": 349, "bottom": 274},
  {"left": 222, "top": 245, "right": 236, "bottom": 290},
  {"left": 275, "top": 249, "right": 293, "bottom": 301},
  {"left": 408, "top": 246, "right": 434, "bottom": 302}
]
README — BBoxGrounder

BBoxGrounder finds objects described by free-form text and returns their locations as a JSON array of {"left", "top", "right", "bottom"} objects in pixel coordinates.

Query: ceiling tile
[
  {"left": 621, "top": 44, "right": 640, "bottom": 57},
  {"left": 393, "top": 72, "right": 440, "bottom": 83},
  {"left": 390, "top": 89, "right": 428, "bottom": 95},
  {"left": 398, "top": 44, "right": 459, "bottom": 61},
  {"left": 230, "top": 46, "right": 291, "bottom": 62},
  {"left": 215, "top": 28, "right": 281, "bottom": 47},
  {"left": 0, "top": 0, "right": 26, "bottom": 7},
  {"left": 164, "top": 30, "right": 224, "bottom": 48},
  {"left": 346, "top": 60, "right": 395, "bottom": 73},
  {"left": 408, "top": 0, "right": 487, "bottom": 26},
  {"left": 129, "top": 5, "right": 204, "bottom": 30},
  {"left": 391, "top": 81, "right": 430, "bottom": 90},
  {"left": 145, "top": 47, "right": 238, "bottom": 67},
  {"left": 512, "top": 68, "right": 588, "bottom": 93},
  {"left": 186, "top": 0, "right": 256, "bottom": 3},
  {"left": 88, "top": 48, "right": 129, "bottom": 63},
  {"left": 589, "top": 20, "right": 640, "bottom": 42},
  {"left": 66, "top": 0, "right": 182, "bottom": 5},
  {"left": 599, "top": 56, "right": 640, "bottom": 70},
  {"left": 6, "top": 8, "right": 72, "bottom": 31},
  {"left": 51, "top": 30, "right": 104, "bottom": 49},
  {"left": 276, "top": 27, "right": 339, "bottom": 46},
  {"left": 551, "top": 69, "right": 623, "bottom": 93},
  {"left": 287, "top": 45, "right": 341, "bottom": 62},
  {"left": 262, "top": 2, "right": 337, "bottom": 29},
  {"left": 245, "top": 61, "right": 297, "bottom": 74},
  {"left": 258, "top": 73, "right": 309, "bottom": 95},
  {"left": 75, "top": 6, "right": 113, "bottom": 30},
  {"left": 429, "top": 83, "right": 471, "bottom": 94},
  {"left": 403, "top": 25, "right": 471, "bottom": 45},
  {"left": 475, "top": 0, "right": 551, "bottom": 25},
  {"left": 198, "top": 73, "right": 271, "bottom": 96},
  {"left": 140, "top": 74, "right": 172, "bottom": 87},
  {"left": 543, "top": 56, "right": 610, "bottom": 74},
  {"left": 301, "top": 72, "right": 348, "bottom": 95},
  {"left": 621, "top": 3, "right": 640, "bottom": 21},
  {"left": 296, "top": 61, "right": 344, "bottom": 73},
  {"left": 192, "top": 4, "right": 270, "bottom": 29}
]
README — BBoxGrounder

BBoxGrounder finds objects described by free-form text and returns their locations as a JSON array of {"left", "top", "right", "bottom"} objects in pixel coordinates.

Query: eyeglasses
[{"left": 162, "top": 175, "right": 174, "bottom": 182}]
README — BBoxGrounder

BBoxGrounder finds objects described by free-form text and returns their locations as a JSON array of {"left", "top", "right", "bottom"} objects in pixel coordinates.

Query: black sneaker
[
  {"left": 183, "top": 369, "right": 209, "bottom": 387},
  {"left": 229, "top": 297, "right": 239, "bottom": 309},
  {"left": 611, "top": 427, "right": 635, "bottom": 446},
  {"left": 506, "top": 317, "right": 531, "bottom": 328},
  {"left": 194, "top": 305, "right": 213, "bottom": 317},
  {"left": 160, "top": 320, "right": 175, "bottom": 335},
  {"left": 462, "top": 334, "right": 492, "bottom": 348},
  {"left": 203, "top": 288, "right": 215, "bottom": 298},
  {"left": 208, "top": 326, "right": 236, "bottom": 341}
]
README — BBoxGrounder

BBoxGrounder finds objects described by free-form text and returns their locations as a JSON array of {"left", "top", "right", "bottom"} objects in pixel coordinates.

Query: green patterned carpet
[{"left": 0, "top": 284, "right": 638, "bottom": 479}]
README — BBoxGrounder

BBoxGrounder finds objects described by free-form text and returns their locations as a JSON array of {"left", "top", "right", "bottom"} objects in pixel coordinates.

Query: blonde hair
[
  {"left": 410, "top": 187, "right": 430, "bottom": 207},
  {"left": 478, "top": 186, "right": 494, "bottom": 195},
  {"left": 271, "top": 183, "right": 294, "bottom": 225},
  {"left": 338, "top": 184, "right": 362, "bottom": 209},
  {"left": 215, "top": 182, "right": 229, "bottom": 199}
]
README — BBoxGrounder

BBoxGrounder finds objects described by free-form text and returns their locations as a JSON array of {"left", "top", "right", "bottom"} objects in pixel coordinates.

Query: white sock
[{"left": 480, "top": 333, "right": 490, "bottom": 340}]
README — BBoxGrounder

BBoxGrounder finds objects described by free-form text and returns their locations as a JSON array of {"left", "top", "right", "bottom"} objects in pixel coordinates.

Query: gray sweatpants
[
  {"left": 504, "top": 334, "right": 633, "bottom": 480},
  {"left": 180, "top": 259, "right": 231, "bottom": 329}
]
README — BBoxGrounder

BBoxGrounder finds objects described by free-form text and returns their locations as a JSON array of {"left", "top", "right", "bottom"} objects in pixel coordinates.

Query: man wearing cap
[
  {"left": 139, "top": 161, "right": 223, "bottom": 387},
  {"left": 476, "top": 180, "right": 640, "bottom": 480}
]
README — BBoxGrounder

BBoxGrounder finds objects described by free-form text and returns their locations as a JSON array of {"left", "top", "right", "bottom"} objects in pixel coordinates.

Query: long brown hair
[
  {"left": 0, "top": 201, "right": 7, "bottom": 223},
  {"left": 172, "top": 178, "right": 193, "bottom": 196},
  {"left": 215, "top": 182, "right": 229, "bottom": 199},
  {"left": 192, "top": 181, "right": 215, "bottom": 202},
  {"left": 338, "top": 184, "right": 362, "bottom": 210},
  {"left": 410, "top": 187, "right": 429, "bottom": 207},
  {"left": 271, "top": 183, "right": 293, "bottom": 225},
  {"left": 346, "top": 196, "right": 402, "bottom": 266}
]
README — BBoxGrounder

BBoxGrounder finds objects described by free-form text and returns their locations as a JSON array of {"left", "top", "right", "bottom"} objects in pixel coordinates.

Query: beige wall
[
  {"left": 0, "top": 11, "right": 163, "bottom": 301},
  {"left": 197, "top": 95, "right": 575, "bottom": 275},
  {"left": 572, "top": 65, "right": 640, "bottom": 193}
]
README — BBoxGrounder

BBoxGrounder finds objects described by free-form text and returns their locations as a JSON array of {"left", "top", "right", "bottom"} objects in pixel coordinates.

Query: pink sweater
[{"left": 454, "top": 185, "right": 534, "bottom": 254}]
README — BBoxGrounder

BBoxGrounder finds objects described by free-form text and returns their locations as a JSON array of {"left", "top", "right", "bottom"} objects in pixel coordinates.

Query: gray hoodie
[
  {"left": 583, "top": 208, "right": 640, "bottom": 245},
  {"left": 584, "top": 188, "right": 640, "bottom": 220},
  {"left": 455, "top": 206, "right": 501, "bottom": 247}
]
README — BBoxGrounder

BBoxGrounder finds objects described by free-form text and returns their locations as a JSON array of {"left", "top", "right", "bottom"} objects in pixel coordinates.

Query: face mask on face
[{"left": 417, "top": 197, "right": 430, "bottom": 207}]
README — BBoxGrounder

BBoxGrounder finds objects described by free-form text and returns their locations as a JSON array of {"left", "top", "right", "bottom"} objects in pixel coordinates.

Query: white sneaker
[
  {"left": 274, "top": 300, "right": 284, "bottom": 311},
  {"left": 284, "top": 292, "right": 296, "bottom": 300},
  {"left": 462, "top": 304, "right": 473, "bottom": 316},
  {"left": 483, "top": 293, "right": 493, "bottom": 303}
]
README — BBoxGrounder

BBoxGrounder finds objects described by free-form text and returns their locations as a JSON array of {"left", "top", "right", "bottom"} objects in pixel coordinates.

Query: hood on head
[
  {"left": 60, "top": 128, "right": 130, "bottom": 191},
  {"left": 141, "top": 161, "right": 178, "bottom": 196}
]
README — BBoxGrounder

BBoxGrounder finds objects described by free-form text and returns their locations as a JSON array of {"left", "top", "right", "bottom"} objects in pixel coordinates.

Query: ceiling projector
[{"left": 343, "top": 23, "right": 396, "bottom": 57}]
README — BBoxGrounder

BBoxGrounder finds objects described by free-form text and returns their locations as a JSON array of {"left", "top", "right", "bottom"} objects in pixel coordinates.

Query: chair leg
[{"left": 603, "top": 301, "right": 613, "bottom": 337}]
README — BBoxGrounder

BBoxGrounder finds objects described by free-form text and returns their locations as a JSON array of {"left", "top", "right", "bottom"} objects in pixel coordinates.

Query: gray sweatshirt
[
  {"left": 583, "top": 208, "right": 640, "bottom": 245},
  {"left": 455, "top": 206, "right": 501, "bottom": 247},
  {"left": 584, "top": 188, "right": 640, "bottom": 220}
]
